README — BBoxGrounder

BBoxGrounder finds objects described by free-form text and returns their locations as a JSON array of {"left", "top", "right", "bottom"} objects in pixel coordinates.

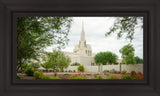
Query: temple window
[{"left": 84, "top": 42, "right": 86, "bottom": 47}]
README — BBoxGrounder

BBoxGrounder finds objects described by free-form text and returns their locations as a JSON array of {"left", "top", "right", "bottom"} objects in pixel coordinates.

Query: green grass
[
  {"left": 48, "top": 76, "right": 60, "bottom": 79},
  {"left": 106, "top": 75, "right": 118, "bottom": 79}
]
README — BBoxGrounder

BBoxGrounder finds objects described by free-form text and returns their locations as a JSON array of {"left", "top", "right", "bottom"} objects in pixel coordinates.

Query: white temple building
[
  {"left": 38, "top": 21, "right": 143, "bottom": 73},
  {"left": 64, "top": 21, "right": 96, "bottom": 66}
]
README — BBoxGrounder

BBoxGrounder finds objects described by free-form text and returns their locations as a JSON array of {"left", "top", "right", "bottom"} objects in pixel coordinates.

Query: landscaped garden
[{"left": 17, "top": 64, "right": 143, "bottom": 80}]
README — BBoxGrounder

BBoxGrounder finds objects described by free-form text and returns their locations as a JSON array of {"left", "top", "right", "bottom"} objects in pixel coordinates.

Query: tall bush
[
  {"left": 24, "top": 66, "right": 35, "bottom": 76},
  {"left": 78, "top": 65, "right": 84, "bottom": 72},
  {"left": 34, "top": 71, "right": 43, "bottom": 79}
]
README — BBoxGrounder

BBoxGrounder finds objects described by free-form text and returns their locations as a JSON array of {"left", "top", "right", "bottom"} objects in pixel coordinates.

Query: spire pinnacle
[{"left": 81, "top": 20, "right": 85, "bottom": 41}]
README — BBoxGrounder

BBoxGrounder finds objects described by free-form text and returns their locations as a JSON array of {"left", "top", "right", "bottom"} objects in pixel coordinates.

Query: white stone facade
[
  {"left": 64, "top": 21, "right": 95, "bottom": 66},
  {"left": 65, "top": 64, "right": 143, "bottom": 74}
]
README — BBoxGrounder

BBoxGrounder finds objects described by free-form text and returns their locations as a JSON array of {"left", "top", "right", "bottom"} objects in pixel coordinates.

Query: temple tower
[{"left": 73, "top": 21, "right": 92, "bottom": 56}]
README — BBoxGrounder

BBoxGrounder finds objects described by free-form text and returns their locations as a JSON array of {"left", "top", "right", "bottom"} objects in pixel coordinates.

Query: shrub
[
  {"left": 117, "top": 71, "right": 121, "bottom": 74},
  {"left": 34, "top": 71, "right": 43, "bottom": 79},
  {"left": 137, "top": 72, "right": 142, "bottom": 75},
  {"left": 68, "top": 70, "right": 72, "bottom": 72},
  {"left": 64, "top": 73, "right": 69, "bottom": 76},
  {"left": 103, "top": 70, "right": 109, "bottom": 74},
  {"left": 121, "top": 75, "right": 132, "bottom": 79},
  {"left": 24, "top": 66, "right": 35, "bottom": 76},
  {"left": 106, "top": 75, "right": 118, "bottom": 79},
  {"left": 39, "top": 75, "right": 49, "bottom": 79},
  {"left": 97, "top": 75, "right": 103, "bottom": 79},
  {"left": 132, "top": 72, "right": 143, "bottom": 79},
  {"left": 131, "top": 71, "right": 137, "bottom": 76},
  {"left": 17, "top": 76, "right": 21, "bottom": 79},
  {"left": 110, "top": 69, "right": 117, "bottom": 73},
  {"left": 71, "top": 62, "right": 81, "bottom": 66},
  {"left": 121, "top": 70, "right": 127, "bottom": 74},
  {"left": 94, "top": 73, "right": 99, "bottom": 78},
  {"left": 78, "top": 65, "right": 84, "bottom": 72}
]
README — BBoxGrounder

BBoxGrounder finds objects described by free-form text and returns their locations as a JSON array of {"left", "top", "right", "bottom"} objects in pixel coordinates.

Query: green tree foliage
[
  {"left": 119, "top": 44, "right": 136, "bottom": 64},
  {"left": 29, "top": 63, "right": 40, "bottom": 70},
  {"left": 94, "top": 51, "right": 118, "bottom": 73},
  {"left": 43, "top": 50, "right": 71, "bottom": 76},
  {"left": 71, "top": 62, "right": 81, "bottom": 66},
  {"left": 20, "top": 63, "right": 28, "bottom": 72},
  {"left": 135, "top": 56, "right": 143, "bottom": 64},
  {"left": 105, "top": 17, "right": 143, "bottom": 41},
  {"left": 94, "top": 51, "right": 118, "bottom": 65},
  {"left": 41, "top": 62, "right": 52, "bottom": 72},
  {"left": 17, "top": 17, "right": 72, "bottom": 72}
]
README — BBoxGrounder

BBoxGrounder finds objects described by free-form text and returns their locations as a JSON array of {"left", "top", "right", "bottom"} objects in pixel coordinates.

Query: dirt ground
[{"left": 17, "top": 73, "right": 35, "bottom": 79}]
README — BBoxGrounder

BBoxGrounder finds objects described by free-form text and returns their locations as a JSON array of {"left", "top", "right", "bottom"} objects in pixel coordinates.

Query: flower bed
[{"left": 121, "top": 71, "right": 143, "bottom": 79}]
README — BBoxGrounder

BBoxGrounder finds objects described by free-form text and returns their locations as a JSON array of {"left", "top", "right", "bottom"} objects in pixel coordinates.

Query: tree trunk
[
  {"left": 17, "top": 60, "right": 22, "bottom": 72},
  {"left": 101, "top": 64, "right": 103, "bottom": 74},
  {"left": 120, "top": 63, "right": 121, "bottom": 73},
  {"left": 100, "top": 64, "right": 103, "bottom": 74},
  {"left": 98, "top": 65, "right": 100, "bottom": 73},
  {"left": 54, "top": 70, "right": 57, "bottom": 77},
  {"left": 46, "top": 68, "right": 48, "bottom": 72},
  {"left": 17, "top": 66, "right": 20, "bottom": 72}
]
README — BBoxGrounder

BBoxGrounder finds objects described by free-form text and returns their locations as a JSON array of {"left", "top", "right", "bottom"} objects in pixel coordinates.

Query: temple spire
[{"left": 81, "top": 20, "right": 85, "bottom": 41}]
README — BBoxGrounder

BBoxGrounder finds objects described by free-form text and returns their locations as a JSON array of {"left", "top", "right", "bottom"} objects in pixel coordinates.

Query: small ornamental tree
[
  {"left": 78, "top": 65, "right": 84, "bottom": 72},
  {"left": 119, "top": 43, "right": 136, "bottom": 65},
  {"left": 94, "top": 51, "right": 118, "bottom": 73},
  {"left": 44, "top": 50, "right": 71, "bottom": 76}
]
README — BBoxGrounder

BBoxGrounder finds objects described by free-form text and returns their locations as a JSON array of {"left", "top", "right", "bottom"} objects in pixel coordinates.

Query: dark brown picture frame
[{"left": 0, "top": 0, "right": 160, "bottom": 96}]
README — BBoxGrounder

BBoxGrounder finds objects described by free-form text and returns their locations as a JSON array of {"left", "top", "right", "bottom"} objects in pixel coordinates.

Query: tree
[
  {"left": 71, "top": 62, "right": 81, "bottom": 66},
  {"left": 119, "top": 44, "right": 136, "bottom": 64},
  {"left": 17, "top": 17, "right": 72, "bottom": 72},
  {"left": 135, "top": 56, "right": 143, "bottom": 64},
  {"left": 94, "top": 51, "right": 118, "bottom": 73},
  {"left": 78, "top": 65, "right": 84, "bottom": 72},
  {"left": 29, "top": 63, "right": 40, "bottom": 70},
  {"left": 44, "top": 50, "right": 71, "bottom": 76},
  {"left": 41, "top": 62, "right": 52, "bottom": 72},
  {"left": 105, "top": 17, "right": 143, "bottom": 42}
]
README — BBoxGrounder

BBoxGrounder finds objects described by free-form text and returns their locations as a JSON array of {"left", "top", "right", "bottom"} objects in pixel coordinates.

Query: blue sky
[{"left": 45, "top": 17, "right": 143, "bottom": 59}]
